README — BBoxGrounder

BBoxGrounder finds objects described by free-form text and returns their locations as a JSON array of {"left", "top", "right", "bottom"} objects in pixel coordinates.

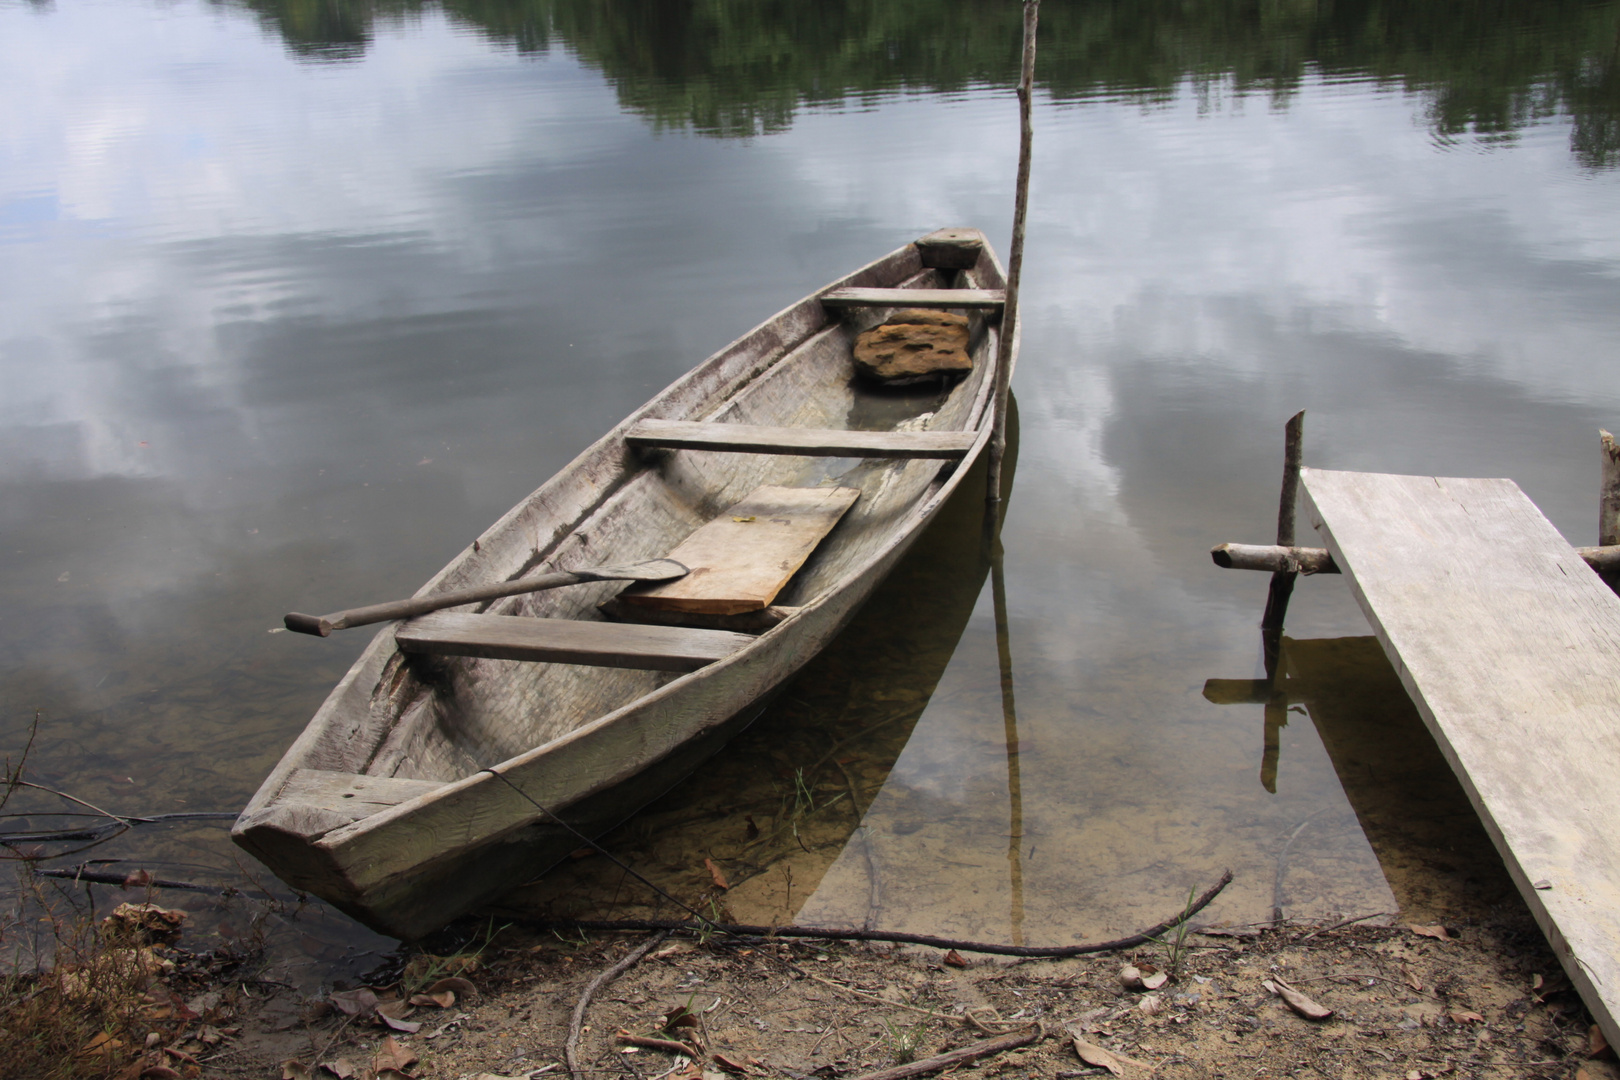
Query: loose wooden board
[
  {"left": 625, "top": 419, "right": 976, "bottom": 459},
  {"left": 820, "top": 287, "right": 1005, "bottom": 312},
  {"left": 1301, "top": 468, "right": 1620, "bottom": 1047},
  {"left": 395, "top": 612, "right": 754, "bottom": 671},
  {"left": 621, "top": 485, "right": 861, "bottom": 615}
]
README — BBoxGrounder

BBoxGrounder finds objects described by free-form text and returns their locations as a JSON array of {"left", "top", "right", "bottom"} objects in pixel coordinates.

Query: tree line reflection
[{"left": 223, "top": 0, "right": 1620, "bottom": 166}]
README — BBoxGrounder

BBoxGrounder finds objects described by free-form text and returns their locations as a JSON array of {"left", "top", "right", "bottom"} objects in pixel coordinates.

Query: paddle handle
[{"left": 284, "top": 559, "right": 688, "bottom": 636}]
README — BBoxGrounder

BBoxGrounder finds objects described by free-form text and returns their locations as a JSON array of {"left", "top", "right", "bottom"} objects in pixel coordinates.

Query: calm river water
[{"left": 4, "top": 0, "right": 1619, "bottom": 981}]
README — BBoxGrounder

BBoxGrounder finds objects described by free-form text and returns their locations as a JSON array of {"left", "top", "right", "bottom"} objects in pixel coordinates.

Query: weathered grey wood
[
  {"left": 915, "top": 228, "right": 985, "bottom": 271},
  {"left": 621, "top": 485, "right": 860, "bottom": 616},
  {"left": 625, "top": 419, "right": 976, "bottom": 459},
  {"left": 233, "top": 231, "right": 1013, "bottom": 940},
  {"left": 284, "top": 559, "right": 688, "bottom": 636},
  {"left": 280, "top": 770, "right": 443, "bottom": 828},
  {"left": 1214, "top": 540, "right": 1620, "bottom": 575},
  {"left": 395, "top": 612, "right": 753, "bottom": 671},
  {"left": 1211, "top": 543, "right": 1339, "bottom": 574},
  {"left": 1602, "top": 430, "right": 1620, "bottom": 547},
  {"left": 821, "top": 287, "right": 1005, "bottom": 312},
  {"left": 1301, "top": 468, "right": 1620, "bottom": 1049}
]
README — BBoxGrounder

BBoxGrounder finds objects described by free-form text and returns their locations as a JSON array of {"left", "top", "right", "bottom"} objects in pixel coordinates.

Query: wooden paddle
[{"left": 284, "top": 559, "right": 689, "bottom": 637}]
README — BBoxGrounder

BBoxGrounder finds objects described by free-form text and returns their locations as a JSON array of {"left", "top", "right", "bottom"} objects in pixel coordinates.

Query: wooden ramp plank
[
  {"left": 1301, "top": 468, "right": 1620, "bottom": 1046},
  {"left": 626, "top": 419, "right": 976, "bottom": 459},
  {"left": 621, "top": 485, "right": 861, "bottom": 616},
  {"left": 821, "top": 287, "right": 1005, "bottom": 312},
  {"left": 395, "top": 612, "right": 754, "bottom": 671}
]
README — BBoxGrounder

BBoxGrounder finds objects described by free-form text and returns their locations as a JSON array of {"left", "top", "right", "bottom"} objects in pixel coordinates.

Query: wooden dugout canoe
[{"left": 233, "top": 228, "right": 1016, "bottom": 939}]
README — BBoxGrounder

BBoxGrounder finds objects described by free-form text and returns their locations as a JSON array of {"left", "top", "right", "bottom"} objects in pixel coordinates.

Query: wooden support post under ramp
[{"left": 1300, "top": 467, "right": 1620, "bottom": 1049}]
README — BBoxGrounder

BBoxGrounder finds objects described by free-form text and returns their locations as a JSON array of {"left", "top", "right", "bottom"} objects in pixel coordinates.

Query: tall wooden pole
[{"left": 985, "top": 0, "right": 1039, "bottom": 524}]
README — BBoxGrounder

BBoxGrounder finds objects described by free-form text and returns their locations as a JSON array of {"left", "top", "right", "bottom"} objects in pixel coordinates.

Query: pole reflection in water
[
  {"left": 991, "top": 543, "right": 1025, "bottom": 947},
  {"left": 1206, "top": 636, "right": 1511, "bottom": 924}
]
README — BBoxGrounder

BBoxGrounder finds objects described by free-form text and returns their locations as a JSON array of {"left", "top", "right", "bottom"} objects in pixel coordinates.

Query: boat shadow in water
[
  {"left": 491, "top": 399, "right": 1019, "bottom": 928},
  {"left": 1205, "top": 635, "right": 1516, "bottom": 924}
]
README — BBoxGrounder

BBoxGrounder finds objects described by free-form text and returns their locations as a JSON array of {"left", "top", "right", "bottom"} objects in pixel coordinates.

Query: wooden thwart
[
  {"left": 626, "top": 419, "right": 976, "bottom": 459},
  {"left": 821, "top": 287, "right": 1005, "bottom": 312},
  {"left": 395, "top": 612, "right": 754, "bottom": 671},
  {"left": 1301, "top": 468, "right": 1620, "bottom": 1047},
  {"left": 621, "top": 485, "right": 861, "bottom": 616}
]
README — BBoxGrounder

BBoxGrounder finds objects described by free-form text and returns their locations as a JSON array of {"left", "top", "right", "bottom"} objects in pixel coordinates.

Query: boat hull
[{"left": 234, "top": 232, "right": 1013, "bottom": 939}]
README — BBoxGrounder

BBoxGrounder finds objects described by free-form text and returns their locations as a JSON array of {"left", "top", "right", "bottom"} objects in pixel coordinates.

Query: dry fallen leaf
[
  {"left": 373, "top": 1036, "right": 418, "bottom": 1075},
  {"left": 328, "top": 988, "right": 379, "bottom": 1017},
  {"left": 705, "top": 858, "right": 730, "bottom": 891},
  {"left": 1448, "top": 1009, "right": 1485, "bottom": 1024},
  {"left": 1402, "top": 966, "right": 1424, "bottom": 992},
  {"left": 1070, "top": 1035, "right": 1125, "bottom": 1077},
  {"left": 425, "top": 976, "right": 477, "bottom": 998},
  {"left": 1264, "top": 978, "right": 1334, "bottom": 1021},
  {"left": 320, "top": 1058, "right": 358, "bottom": 1079},
  {"left": 1592, "top": 1024, "right": 1612, "bottom": 1058},
  {"left": 409, "top": 991, "right": 456, "bottom": 1008},
  {"left": 711, "top": 1052, "right": 750, "bottom": 1074},
  {"left": 281, "top": 1059, "right": 313, "bottom": 1080},
  {"left": 943, "top": 950, "right": 967, "bottom": 969},
  {"left": 1409, "top": 924, "right": 1452, "bottom": 942},
  {"left": 1118, "top": 964, "right": 1167, "bottom": 992}
]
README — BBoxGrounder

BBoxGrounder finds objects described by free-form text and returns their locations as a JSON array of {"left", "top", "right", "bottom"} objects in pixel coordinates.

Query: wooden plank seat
[
  {"left": 620, "top": 485, "right": 860, "bottom": 616},
  {"left": 820, "top": 287, "right": 1005, "bottom": 312},
  {"left": 625, "top": 419, "right": 977, "bottom": 459},
  {"left": 396, "top": 611, "right": 754, "bottom": 671}
]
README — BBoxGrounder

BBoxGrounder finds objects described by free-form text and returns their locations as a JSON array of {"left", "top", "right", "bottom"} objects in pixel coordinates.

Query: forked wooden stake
[{"left": 1259, "top": 411, "right": 1305, "bottom": 676}]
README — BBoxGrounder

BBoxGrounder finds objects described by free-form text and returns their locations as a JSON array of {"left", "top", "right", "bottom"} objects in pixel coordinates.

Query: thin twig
[
  {"left": 805, "top": 973, "right": 965, "bottom": 1022},
  {"left": 311, "top": 1013, "right": 357, "bottom": 1065},
  {"left": 10, "top": 780, "right": 132, "bottom": 827},
  {"left": 1292, "top": 911, "right": 1394, "bottom": 944},
  {"left": 567, "top": 932, "right": 671, "bottom": 1080}
]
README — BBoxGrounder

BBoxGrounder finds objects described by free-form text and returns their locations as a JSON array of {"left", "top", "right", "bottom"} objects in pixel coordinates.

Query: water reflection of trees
[{"left": 225, "top": 0, "right": 1620, "bottom": 166}]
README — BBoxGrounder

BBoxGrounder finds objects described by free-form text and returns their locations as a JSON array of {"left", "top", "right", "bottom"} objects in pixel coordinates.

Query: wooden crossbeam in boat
[
  {"left": 395, "top": 612, "right": 754, "bottom": 671},
  {"left": 1301, "top": 468, "right": 1620, "bottom": 1047},
  {"left": 820, "top": 287, "right": 1005, "bottom": 312},
  {"left": 625, "top": 419, "right": 977, "bottom": 459}
]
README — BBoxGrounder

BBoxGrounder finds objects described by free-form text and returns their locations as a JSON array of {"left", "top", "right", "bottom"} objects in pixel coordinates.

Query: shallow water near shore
[{"left": 2, "top": 0, "right": 1618, "bottom": 979}]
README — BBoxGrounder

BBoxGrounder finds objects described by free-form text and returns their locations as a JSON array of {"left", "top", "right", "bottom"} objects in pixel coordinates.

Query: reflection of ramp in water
[
  {"left": 494, "top": 404, "right": 1017, "bottom": 927},
  {"left": 1207, "top": 636, "right": 1513, "bottom": 924}
]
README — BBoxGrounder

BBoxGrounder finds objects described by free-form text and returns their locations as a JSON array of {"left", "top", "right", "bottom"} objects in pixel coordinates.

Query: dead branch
[
  {"left": 845, "top": 1024, "right": 1041, "bottom": 1080},
  {"left": 533, "top": 870, "right": 1232, "bottom": 958},
  {"left": 566, "top": 931, "right": 671, "bottom": 1080}
]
